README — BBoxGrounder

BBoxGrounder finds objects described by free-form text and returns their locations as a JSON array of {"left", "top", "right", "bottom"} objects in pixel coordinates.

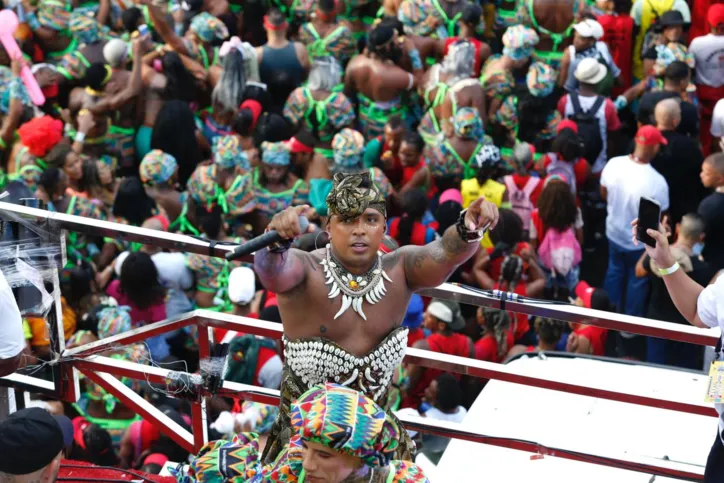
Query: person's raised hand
[
  {"left": 76, "top": 109, "right": 95, "bottom": 133},
  {"left": 566, "top": 332, "right": 579, "bottom": 353},
  {"left": 267, "top": 204, "right": 314, "bottom": 240},
  {"left": 132, "top": 36, "right": 146, "bottom": 57},
  {"left": 466, "top": 196, "right": 499, "bottom": 232},
  {"left": 631, "top": 218, "right": 674, "bottom": 268}
]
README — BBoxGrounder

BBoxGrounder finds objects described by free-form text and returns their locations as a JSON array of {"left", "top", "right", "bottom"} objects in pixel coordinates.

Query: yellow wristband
[{"left": 658, "top": 261, "right": 680, "bottom": 276}]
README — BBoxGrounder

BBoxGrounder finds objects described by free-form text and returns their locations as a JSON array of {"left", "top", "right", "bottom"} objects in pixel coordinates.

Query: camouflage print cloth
[
  {"left": 251, "top": 168, "right": 310, "bottom": 220},
  {"left": 283, "top": 88, "right": 356, "bottom": 143},
  {"left": 480, "top": 55, "right": 516, "bottom": 103},
  {"left": 326, "top": 170, "right": 387, "bottom": 219},
  {"left": 298, "top": 23, "right": 357, "bottom": 64}
]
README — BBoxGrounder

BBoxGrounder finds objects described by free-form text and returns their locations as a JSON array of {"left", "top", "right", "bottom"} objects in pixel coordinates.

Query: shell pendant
[{"left": 321, "top": 245, "right": 392, "bottom": 320}]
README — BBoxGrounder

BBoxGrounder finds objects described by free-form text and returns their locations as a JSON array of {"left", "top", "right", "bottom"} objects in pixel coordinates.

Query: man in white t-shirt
[
  {"left": 632, "top": 217, "right": 724, "bottom": 482},
  {"left": 601, "top": 125, "right": 669, "bottom": 320},
  {"left": 0, "top": 267, "right": 25, "bottom": 376},
  {"left": 689, "top": 4, "right": 724, "bottom": 156},
  {"left": 710, "top": 98, "right": 724, "bottom": 153}
]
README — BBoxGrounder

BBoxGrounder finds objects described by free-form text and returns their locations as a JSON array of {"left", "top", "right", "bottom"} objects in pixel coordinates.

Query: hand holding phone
[{"left": 637, "top": 197, "right": 661, "bottom": 247}]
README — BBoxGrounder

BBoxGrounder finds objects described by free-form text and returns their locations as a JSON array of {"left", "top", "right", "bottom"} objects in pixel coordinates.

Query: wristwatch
[{"left": 455, "top": 209, "right": 486, "bottom": 243}]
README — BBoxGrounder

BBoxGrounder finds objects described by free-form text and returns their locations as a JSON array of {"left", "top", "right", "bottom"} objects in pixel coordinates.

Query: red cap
[
  {"left": 557, "top": 119, "right": 579, "bottom": 134},
  {"left": 708, "top": 3, "right": 724, "bottom": 28},
  {"left": 142, "top": 453, "right": 169, "bottom": 467},
  {"left": 575, "top": 281, "right": 595, "bottom": 309},
  {"left": 634, "top": 125, "right": 668, "bottom": 146}
]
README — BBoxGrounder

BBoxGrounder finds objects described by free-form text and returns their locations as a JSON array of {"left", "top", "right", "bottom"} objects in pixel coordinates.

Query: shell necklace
[{"left": 321, "top": 244, "right": 393, "bottom": 320}]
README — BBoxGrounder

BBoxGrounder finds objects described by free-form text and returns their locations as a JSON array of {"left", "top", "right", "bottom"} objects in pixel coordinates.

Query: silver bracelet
[{"left": 74, "top": 132, "right": 86, "bottom": 143}]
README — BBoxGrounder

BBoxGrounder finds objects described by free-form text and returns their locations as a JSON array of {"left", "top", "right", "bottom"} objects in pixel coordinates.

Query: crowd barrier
[{"left": 0, "top": 201, "right": 718, "bottom": 481}]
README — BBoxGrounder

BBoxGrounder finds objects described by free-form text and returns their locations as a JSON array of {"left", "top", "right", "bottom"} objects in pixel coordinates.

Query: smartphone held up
[{"left": 636, "top": 197, "right": 661, "bottom": 248}]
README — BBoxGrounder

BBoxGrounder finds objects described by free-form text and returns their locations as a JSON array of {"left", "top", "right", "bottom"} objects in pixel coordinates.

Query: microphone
[{"left": 225, "top": 216, "right": 309, "bottom": 260}]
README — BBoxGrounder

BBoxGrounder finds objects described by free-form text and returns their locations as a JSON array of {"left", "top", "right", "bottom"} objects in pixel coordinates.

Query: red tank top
[
  {"left": 444, "top": 37, "right": 484, "bottom": 76},
  {"left": 401, "top": 159, "right": 425, "bottom": 186},
  {"left": 405, "top": 332, "right": 471, "bottom": 407},
  {"left": 597, "top": 14, "right": 634, "bottom": 95}
]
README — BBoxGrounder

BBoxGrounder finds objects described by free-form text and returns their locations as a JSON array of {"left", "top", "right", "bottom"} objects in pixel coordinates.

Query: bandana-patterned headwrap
[
  {"left": 290, "top": 383, "right": 400, "bottom": 467},
  {"left": 70, "top": 13, "right": 102, "bottom": 45},
  {"left": 261, "top": 141, "right": 291, "bottom": 167},
  {"left": 97, "top": 305, "right": 132, "bottom": 340},
  {"left": 654, "top": 42, "right": 696, "bottom": 76},
  {"left": 526, "top": 61, "right": 556, "bottom": 98},
  {"left": 190, "top": 12, "right": 230, "bottom": 43},
  {"left": 140, "top": 150, "right": 178, "bottom": 186},
  {"left": 326, "top": 171, "right": 386, "bottom": 220},
  {"left": 502, "top": 25, "right": 539, "bottom": 61},
  {"left": 397, "top": 0, "right": 435, "bottom": 37},
  {"left": 452, "top": 107, "right": 484, "bottom": 140},
  {"left": 332, "top": 128, "right": 365, "bottom": 168},
  {"left": 214, "top": 136, "right": 250, "bottom": 172}
]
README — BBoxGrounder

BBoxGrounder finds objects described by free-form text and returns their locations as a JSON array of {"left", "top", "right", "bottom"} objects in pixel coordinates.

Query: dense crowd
[{"left": 1, "top": 0, "right": 724, "bottom": 479}]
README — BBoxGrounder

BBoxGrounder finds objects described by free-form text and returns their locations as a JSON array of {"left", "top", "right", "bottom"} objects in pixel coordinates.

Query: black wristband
[{"left": 455, "top": 209, "right": 485, "bottom": 243}]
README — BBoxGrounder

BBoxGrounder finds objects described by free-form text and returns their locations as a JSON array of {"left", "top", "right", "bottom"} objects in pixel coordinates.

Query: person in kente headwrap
[
  {"left": 175, "top": 383, "right": 430, "bottom": 483},
  {"left": 140, "top": 150, "right": 187, "bottom": 229},
  {"left": 251, "top": 141, "right": 310, "bottom": 224}
]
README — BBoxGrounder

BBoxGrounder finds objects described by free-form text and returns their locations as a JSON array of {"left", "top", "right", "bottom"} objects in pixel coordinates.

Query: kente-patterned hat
[
  {"left": 332, "top": 128, "right": 365, "bottom": 168},
  {"left": 190, "top": 12, "right": 229, "bottom": 43},
  {"left": 526, "top": 61, "right": 556, "bottom": 98},
  {"left": 214, "top": 135, "right": 250, "bottom": 172},
  {"left": 97, "top": 305, "right": 133, "bottom": 340},
  {"left": 290, "top": 383, "right": 400, "bottom": 467},
  {"left": 261, "top": 141, "right": 291, "bottom": 167},
  {"left": 140, "top": 150, "right": 178, "bottom": 186}
]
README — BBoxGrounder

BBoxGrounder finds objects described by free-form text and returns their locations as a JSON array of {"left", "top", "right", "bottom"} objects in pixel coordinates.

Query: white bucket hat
[
  {"left": 573, "top": 19, "right": 604, "bottom": 40},
  {"left": 574, "top": 58, "right": 608, "bottom": 85}
]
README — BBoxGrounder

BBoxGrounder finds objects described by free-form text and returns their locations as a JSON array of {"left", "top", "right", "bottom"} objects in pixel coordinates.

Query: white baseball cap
[
  {"left": 427, "top": 301, "right": 453, "bottom": 324},
  {"left": 573, "top": 19, "right": 604, "bottom": 40},
  {"left": 228, "top": 267, "right": 256, "bottom": 305}
]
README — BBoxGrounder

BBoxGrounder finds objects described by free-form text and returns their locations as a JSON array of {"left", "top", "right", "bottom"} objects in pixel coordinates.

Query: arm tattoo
[
  {"left": 441, "top": 226, "right": 469, "bottom": 258},
  {"left": 255, "top": 248, "right": 288, "bottom": 277}
]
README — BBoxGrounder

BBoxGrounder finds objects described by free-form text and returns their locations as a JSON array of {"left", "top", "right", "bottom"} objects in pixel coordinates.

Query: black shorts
[{"left": 705, "top": 429, "right": 724, "bottom": 483}]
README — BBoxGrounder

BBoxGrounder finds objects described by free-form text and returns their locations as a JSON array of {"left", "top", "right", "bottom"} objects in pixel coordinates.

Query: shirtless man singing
[{"left": 255, "top": 171, "right": 499, "bottom": 463}]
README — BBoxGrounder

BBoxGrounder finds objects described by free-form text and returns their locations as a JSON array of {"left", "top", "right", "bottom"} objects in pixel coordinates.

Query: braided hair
[
  {"left": 498, "top": 254, "right": 523, "bottom": 292},
  {"left": 481, "top": 307, "right": 511, "bottom": 358}
]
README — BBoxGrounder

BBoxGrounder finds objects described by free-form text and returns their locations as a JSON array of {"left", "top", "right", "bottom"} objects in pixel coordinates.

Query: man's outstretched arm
[
  {"left": 400, "top": 198, "right": 499, "bottom": 291},
  {"left": 254, "top": 205, "right": 314, "bottom": 294}
]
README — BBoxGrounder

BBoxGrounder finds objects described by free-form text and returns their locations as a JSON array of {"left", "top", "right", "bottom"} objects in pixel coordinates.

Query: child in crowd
[{"left": 539, "top": 121, "right": 592, "bottom": 198}]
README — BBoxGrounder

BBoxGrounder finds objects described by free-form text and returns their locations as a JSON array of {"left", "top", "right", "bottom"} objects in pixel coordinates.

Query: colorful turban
[
  {"left": 653, "top": 42, "right": 695, "bottom": 76},
  {"left": 37, "top": 0, "right": 71, "bottom": 31},
  {"left": 326, "top": 171, "right": 387, "bottom": 220},
  {"left": 97, "top": 305, "right": 133, "bottom": 340},
  {"left": 261, "top": 141, "right": 291, "bottom": 167},
  {"left": 214, "top": 135, "right": 250, "bottom": 172},
  {"left": 140, "top": 150, "right": 178, "bottom": 186},
  {"left": 332, "top": 128, "right": 365, "bottom": 168},
  {"left": 502, "top": 25, "right": 539, "bottom": 61},
  {"left": 187, "top": 164, "right": 222, "bottom": 210},
  {"left": 526, "top": 61, "right": 556, "bottom": 98},
  {"left": 397, "top": 0, "right": 435, "bottom": 37},
  {"left": 290, "top": 383, "right": 400, "bottom": 467},
  {"left": 70, "top": 13, "right": 102, "bottom": 45},
  {"left": 452, "top": 107, "right": 484, "bottom": 140},
  {"left": 190, "top": 12, "right": 229, "bottom": 43}
]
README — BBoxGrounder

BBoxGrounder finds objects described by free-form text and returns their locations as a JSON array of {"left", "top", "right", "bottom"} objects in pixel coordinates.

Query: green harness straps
[
  {"left": 306, "top": 24, "right": 347, "bottom": 60},
  {"left": 431, "top": 0, "right": 462, "bottom": 37},
  {"left": 527, "top": 0, "right": 574, "bottom": 54},
  {"left": 445, "top": 141, "right": 483, "bottom": 179},
  {"left": 302, "top": 87, "right": 333, "bottom": 141}
]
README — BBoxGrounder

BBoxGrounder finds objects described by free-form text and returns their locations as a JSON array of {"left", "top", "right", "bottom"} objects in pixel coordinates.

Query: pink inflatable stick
[{"left": 0, "top": 9, "right": 45, "bottom": 106}]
